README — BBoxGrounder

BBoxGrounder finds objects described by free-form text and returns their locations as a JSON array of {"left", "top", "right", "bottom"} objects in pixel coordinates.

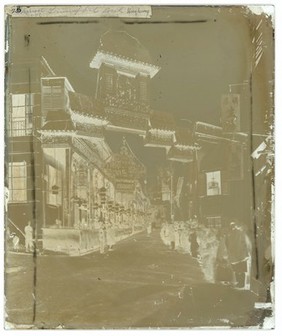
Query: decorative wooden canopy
[{"left": 104, "top": 137, "right": 145, "bottom": 192}]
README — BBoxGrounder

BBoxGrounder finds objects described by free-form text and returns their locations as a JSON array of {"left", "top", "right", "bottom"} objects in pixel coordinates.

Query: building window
[
  {"left": 140, "top": 80, "right": 147, "bottom": 101},
  {"left": 105, "top": 73, "right": 113, "bottom": 92},
  {"left": 116, "top": 74, "right": 136, "bottom": 103},
  {"left": 8, "top": 161, "right": 27, "bottom": 203},
  {"left": 206, "top": 171, "right": 221, "bottom": 196},
  {"left": 42, "top": 84, "right": 65, "bottom": 112},
  {"left": 10, "top": 94, "right": 33, "bottom": 136}
]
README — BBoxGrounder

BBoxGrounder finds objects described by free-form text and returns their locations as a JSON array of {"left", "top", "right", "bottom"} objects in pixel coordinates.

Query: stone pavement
[{"left": 5, "top": 229, "right": 261, "bottom": 329}]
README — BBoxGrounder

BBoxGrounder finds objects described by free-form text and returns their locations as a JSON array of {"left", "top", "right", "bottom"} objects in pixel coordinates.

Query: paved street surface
[{"left": 5, "top": 229, "right": 261, "bottom": 329}]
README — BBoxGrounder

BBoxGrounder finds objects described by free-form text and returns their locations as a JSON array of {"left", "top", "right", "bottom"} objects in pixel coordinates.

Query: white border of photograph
[{"left": 0, "top": 1, "right": 280, "bottom": 335}]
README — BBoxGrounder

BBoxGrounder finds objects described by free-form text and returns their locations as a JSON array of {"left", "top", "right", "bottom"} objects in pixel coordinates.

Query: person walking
[
  {"left": 225, "top": 220, "right": 252, "bottom": 290},
  {"left": 24, "top": 221, "right": 33, "bottom": 253},
  {"left": 190, "top": 228, "right": 199, "bottom": 258},
  {"left": 215, "top": 228, "right": 234, "bottom": 285},
  {"left": 182, "top": 222, "right": 191, "bottom": 254},
  {"left": 174, "top": 221, "right": 180, "bottom": 250},
  {"left": 11, "top": 233, "right": 20, "bottom": 252},
  {"left": 168, "top": 222, "right": 175, "bottom": 250},
  {"left": 160, "top": 221, "right": 170, "bottom": 246},
  {"left": 146, "top": 221, "right": 152, "bottom": 236}
]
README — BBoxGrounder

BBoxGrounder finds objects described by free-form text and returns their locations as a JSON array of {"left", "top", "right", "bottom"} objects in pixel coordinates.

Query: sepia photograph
[{"left": 3, "top": 4, "right": 274, "bottom": 329}]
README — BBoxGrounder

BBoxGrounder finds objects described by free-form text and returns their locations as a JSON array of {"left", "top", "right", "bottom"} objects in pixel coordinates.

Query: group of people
[
  {"left": 160, "top": 219, "right": 252, "bottom": 290},
  {"left": 160, "top": 219, "right": 199, "bottom": 256},
  {"left": 217, "top": 221, "right": 252, "bottom": 290}
]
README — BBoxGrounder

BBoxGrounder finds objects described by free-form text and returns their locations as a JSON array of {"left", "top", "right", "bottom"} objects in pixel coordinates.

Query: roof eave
[{"left": 90, "top": 51, "right": 160, "bottom": 78}]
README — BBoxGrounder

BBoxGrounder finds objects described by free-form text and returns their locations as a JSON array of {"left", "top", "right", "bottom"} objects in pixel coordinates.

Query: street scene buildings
[{"left": 4, "top": 6, "right": 274, "bottom": 329}]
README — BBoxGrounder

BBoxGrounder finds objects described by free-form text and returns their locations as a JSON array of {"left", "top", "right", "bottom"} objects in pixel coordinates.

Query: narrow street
[{"left": 5, "top": 229, "right": 259, "bottom": 329}]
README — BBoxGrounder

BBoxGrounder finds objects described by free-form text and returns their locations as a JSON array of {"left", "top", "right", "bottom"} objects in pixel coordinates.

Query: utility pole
[{"left": 170, "top": 168, "right": 173, "bottom": 222}]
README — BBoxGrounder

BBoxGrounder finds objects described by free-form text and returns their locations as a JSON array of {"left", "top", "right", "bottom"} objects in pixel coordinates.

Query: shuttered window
[
  {"left": 42, "top": 85, "right": 65, "bottom": 111},
  {"left": 9, "top": 94, "right": 34, "bottom": 136},
  {"left": 105, "top": 73, "right": 114, "bottom": 92},
  {"left": 140, "top": 80, "right": 147, "bottom": 101},
  {"left": 8, "top": 162, "right": 27, "bottom": 202}
]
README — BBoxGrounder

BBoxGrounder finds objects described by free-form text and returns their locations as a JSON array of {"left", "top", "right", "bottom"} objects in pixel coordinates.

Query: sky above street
[
  {"left": 9, "top": 6, "right": 257, "bottom": 126},
  {"left": 7, "top": 6, "right": 273, "bottom": 176}
]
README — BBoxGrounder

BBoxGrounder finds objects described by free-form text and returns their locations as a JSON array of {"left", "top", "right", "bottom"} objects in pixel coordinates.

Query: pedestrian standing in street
[
  {"left": 174, "top": 221, "right": 180, "bottom": 250},
  {"left": 196, "top": 227, "right": 218, "bottom": 282},
  {"left": 178, "top": 221, "right": 185, "bottom": 251},
  {"left": 146, "top": 221, "right": 152, "bottom": 236},
  {"left": 11, "top": 233, "right": 20, "bottom": 252},
  {"left": 160, "top": 221, "right": 169, "bottom": 246},
  {"left": 4, "top": 186, "right": 9, "bottom": 213},
  {"left": 107, "top": 221, "right": 115, "bottom": 251},
  {"left": 204, "top": 229, "right": 220, "bottom": 283},
  {"left": 181, "top": 222, "right": 191, "bottom": 254},
  {"left": 225, "top": 220, "right": 252, "bottom": 290},
  {"left": 168, "top": 222, "right": 175, "bottom": 250},
  {"left": 190, "top": 228, "right": 199, "bottom": 258},
  {"left": 215, "top": 227, "right": 234, "bottom": 285},
  {"left": 24, "top": 221, "right": 33, "bottom": 253}
]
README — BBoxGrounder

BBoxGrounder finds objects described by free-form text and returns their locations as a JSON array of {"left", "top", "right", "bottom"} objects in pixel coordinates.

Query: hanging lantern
[{"left": 114, "top": 203, "right": 120, "bottom": 213}]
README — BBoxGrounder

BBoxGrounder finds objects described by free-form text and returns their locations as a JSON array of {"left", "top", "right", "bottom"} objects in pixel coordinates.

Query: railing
[
  {"left": 7, "top": 217, "right": 26, "bottom": 238},
  {"left": 8, "top": 120, "right": 32, "bottom": 137},
  {"left": 106, "top": 108, "right": 149, "bottom": 130},
  {"left": 104, "top": 94, "right": 149, "bottom": 114}
]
